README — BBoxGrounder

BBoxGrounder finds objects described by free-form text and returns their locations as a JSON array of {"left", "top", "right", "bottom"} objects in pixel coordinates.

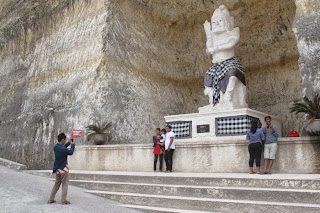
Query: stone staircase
[{"left": 25, "top": 170, "right": 320, "bottom": 213}]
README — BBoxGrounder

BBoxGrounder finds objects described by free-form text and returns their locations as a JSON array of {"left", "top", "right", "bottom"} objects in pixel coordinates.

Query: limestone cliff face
[
  {"left": 0, "top": 0, "right": 313, "bottom": 169},
  {"left": 293, "top": 0, "right": 320, "bottom": 98},
  {"left": 0, "top": 0, "right": 109, "bottom": 168},
  {"left": 0, "top": 0, "right": 205, "bottom": 168}
]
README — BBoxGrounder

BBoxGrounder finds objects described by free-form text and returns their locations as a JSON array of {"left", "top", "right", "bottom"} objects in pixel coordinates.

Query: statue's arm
[
  {"left": 206, "top": 34, "right": 214, "bottom": 53},
  {"left": 215, "top": 28, "right": 240, "bottom": 52},
  {"left": 207, "top": 45, "right": 217, "bottom": 54},
  {"left": 204, "top": 20, "right": 214, "bottom": 53},
  {"left": 205, "top": 32, "right": 216, "bottom": 54},
  {"left": 216, "top": 37, "right": 238, "bottom": 52}
]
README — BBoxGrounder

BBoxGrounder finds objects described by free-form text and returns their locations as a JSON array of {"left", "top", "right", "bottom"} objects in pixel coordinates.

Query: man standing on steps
[
  {"left": 263, "top": 116, "right": 279, "bottom": 174},
  {"left": 165, "top": 125, "right": 175, "bottom": 173},
  {"left": 48, "top": 133, "right": 75, "bottom": 204}
]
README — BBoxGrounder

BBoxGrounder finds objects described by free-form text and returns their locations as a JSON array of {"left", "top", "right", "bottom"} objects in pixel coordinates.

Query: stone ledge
[
  {"left": 0, "top": 157, "right": 27, "bottom": 170},
  {"left": 68, "top": 137, "right": 320, "bottom": 173},
  {"left": 74, "top": 136, "right": 320, "bottom": 150}
]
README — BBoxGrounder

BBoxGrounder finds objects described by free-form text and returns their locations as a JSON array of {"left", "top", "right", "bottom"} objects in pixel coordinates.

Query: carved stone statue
[{"left": 199, "top": 5, "right": 248, "bottom": 113}]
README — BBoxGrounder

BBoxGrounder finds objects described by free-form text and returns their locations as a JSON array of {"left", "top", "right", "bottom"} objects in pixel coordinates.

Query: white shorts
[{"left": 264, "top": 143, "right": 278, "bottom": 159}]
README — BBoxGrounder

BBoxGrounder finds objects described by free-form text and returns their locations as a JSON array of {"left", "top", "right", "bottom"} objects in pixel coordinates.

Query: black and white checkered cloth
[
  {"left": 166, "top": 121, "right": 192, "bottom": 138},
  {"left": 215, "top": 115, "right": 258, "bottom": 136},
  {"left": 205, "top": 57, "right": 244, "bottom": 105}
]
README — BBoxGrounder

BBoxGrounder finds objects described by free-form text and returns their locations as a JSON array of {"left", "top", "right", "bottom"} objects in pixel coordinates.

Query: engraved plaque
[{"left": 197, "top": 124, "right": 210, "bottom": 133}]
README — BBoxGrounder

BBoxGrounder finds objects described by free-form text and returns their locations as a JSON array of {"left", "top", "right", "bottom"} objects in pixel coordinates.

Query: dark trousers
[
  {"left": 165, "top": 149, "right": 175, "bottom": 171},
  {"left": 154, "top": 154, "right": 164, "bottom": 171},
  {"left": 248, "top": 143, "right": 262, "bottom": 167}
]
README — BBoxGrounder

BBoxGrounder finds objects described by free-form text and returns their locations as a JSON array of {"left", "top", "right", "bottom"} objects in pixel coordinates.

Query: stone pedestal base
[{"left": 164, "top": 108, "right": 282, "bottom": 142}]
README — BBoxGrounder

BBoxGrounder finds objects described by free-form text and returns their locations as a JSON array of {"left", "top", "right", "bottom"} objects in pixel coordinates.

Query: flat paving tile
[{"left": 0, "top": 165, "right": 140, "bottom": 213}]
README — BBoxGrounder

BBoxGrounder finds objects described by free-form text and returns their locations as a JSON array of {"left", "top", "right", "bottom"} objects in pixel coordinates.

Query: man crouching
[{"left": 48, "top": 133, "right": 75, "bottom": 204}]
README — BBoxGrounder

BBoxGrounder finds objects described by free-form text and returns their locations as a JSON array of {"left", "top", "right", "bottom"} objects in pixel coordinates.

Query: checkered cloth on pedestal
[
  {"left": 215, "top": 115, "right": 258, "bottom": 136},
  {"left": 166, "top": 121, "right": 192, "bottom": 138}
]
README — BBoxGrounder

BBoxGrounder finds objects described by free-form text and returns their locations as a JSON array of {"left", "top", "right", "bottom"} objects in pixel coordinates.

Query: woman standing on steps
[
  {"left": 152, "top": 128, "right": 163, "bottom": 172},
  {"left": 246, "top": 119, "right": 265, "bottom": 174}
]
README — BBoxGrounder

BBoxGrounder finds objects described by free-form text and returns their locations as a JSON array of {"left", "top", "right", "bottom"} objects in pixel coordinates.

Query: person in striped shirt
[{"left": 48, "top": 133, "right": 75, "bottom": 204}]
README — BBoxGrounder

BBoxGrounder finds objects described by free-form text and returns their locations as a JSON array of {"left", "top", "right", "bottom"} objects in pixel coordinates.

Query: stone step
[
  {"left": 26, "top": 170, "right": 320, "bottom": 190},
  {"left": 120, "top": 204, "right": 219, "bottom": 213},
  {"left": 69, "top": 179, "right": 320, "bottom": 204},
  {"left": 87, "top": 190, "right": 320, "bottom": 213}
]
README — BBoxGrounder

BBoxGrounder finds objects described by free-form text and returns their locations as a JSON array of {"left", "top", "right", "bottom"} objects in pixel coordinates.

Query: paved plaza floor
[
  {"left": 3, "top": 162, "right": 320, "bottom": 213},
  {"left": 0, "top": 165, "right": 140, "bottom": 213}
]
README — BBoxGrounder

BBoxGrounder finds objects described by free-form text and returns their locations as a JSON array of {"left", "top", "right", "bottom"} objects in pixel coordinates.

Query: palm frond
[
  {"left": 101, "top": 122, "right": 112, "bottom": 132},
  {"left": 85, "top": 125, "right": 100, "bottom": 133},
  {"left": 290, "top": 94, "right": 320, "bottom": 119},
  {"left": 85, "top": 121, "right": 112, "bottom": 135},
  {"left": 306, "top": 131, "right": 320, "bottom": 136}
]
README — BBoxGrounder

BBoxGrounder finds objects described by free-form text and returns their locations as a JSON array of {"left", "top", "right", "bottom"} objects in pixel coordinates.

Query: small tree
[
  {"left": 290, "top": 94, "right": 320, "bottom": 126},
  {"left": 86, "top": 121, "right": 112, "bottom": 141}
]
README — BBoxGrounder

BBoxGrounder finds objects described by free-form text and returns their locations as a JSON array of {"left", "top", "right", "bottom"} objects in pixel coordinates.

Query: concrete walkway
[{"left": 0, "top": 165, "right": 140, "bottom": 213}]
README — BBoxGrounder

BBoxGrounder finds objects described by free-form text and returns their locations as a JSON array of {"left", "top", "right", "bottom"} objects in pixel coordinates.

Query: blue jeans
[{"left": 154, "top": 154, "right": 163, "bottom": 171}]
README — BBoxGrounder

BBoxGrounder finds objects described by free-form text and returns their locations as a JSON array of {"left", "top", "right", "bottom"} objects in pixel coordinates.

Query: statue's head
[{"left": 211, "top": 5, "right": 234, "bottom": 33}]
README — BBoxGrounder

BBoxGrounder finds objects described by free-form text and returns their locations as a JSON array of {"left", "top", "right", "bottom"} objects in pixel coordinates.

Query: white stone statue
[{"left": 199, "top": 5, "right": 248, "bottom": 113}]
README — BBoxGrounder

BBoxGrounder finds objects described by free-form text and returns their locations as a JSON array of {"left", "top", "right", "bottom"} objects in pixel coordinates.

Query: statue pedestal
[{"left": 164, "top": 108, "right": 282, "bottom": 142}]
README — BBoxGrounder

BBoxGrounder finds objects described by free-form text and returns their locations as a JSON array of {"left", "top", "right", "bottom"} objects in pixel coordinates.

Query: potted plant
[
  {"left": 86, "top": 121, "right": 112, "bottom": 145},
  {"left": 290, "top": 94, "right": 320, "bottom": 134}
]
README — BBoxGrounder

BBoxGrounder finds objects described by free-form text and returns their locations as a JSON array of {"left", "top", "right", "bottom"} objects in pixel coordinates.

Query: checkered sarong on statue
[{"left": 205, "top": 57, "right": 244, "bottom": 105}]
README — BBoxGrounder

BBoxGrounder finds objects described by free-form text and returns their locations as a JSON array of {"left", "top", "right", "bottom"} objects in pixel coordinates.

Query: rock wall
[
  {"left": 293, "top": 0, "right": 320, "bottom": 98},
  {"left": 233, "top": 0, "right": 304, "bottom": 135},
  {"left": 0, "top": 0, "right": 109, "bottom": 168},
  {"left": 0, "top": 0, "right": 314, "bottom": 169}
]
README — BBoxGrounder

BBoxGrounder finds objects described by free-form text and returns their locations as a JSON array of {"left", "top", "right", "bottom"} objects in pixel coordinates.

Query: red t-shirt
[{"left": 153, "top": 139, "right": 161, "bottom": 154}]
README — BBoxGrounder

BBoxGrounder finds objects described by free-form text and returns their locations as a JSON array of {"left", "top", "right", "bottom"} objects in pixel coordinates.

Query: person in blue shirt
[
  {"left": 48, "top": 133, "right": 75, "bottom": 204},
  {"left": 263, "top": 116, "right": 279, "bottom": 174},
  {"left": 246, "top": 119, "right": 265, "bottom": 174}
]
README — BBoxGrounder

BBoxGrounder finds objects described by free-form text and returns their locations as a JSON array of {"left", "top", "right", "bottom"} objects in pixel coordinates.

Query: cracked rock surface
[{"left": 0, "top": 0, "right": 316, "bottom": 169}]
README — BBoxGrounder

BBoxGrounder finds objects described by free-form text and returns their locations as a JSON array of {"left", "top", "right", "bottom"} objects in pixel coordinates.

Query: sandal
[
  {"left": 62, "top": 201, "right": 71, "bottom": 205},
  {"left": 48, "top": 200, "right": 56, "bottom": 204},
  {"left": 249, "top": 172, "right": 255, "bottom": 174}
]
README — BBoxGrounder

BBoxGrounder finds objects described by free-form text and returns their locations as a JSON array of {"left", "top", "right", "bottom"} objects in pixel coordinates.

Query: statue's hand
[
  {"left": 204, "top": 20, "right": 211, "bottom": 34},
  {"left": 207, "top": 45, "right": 218, "bottom": 54},
  {"left": 204, "top": 86, "right": 214, "bottom": 95}
]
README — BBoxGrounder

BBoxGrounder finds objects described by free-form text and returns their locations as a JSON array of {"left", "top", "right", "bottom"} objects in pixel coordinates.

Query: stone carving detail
[{"left": 199, "top": 5, "right": 248, "bottom": 113}]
